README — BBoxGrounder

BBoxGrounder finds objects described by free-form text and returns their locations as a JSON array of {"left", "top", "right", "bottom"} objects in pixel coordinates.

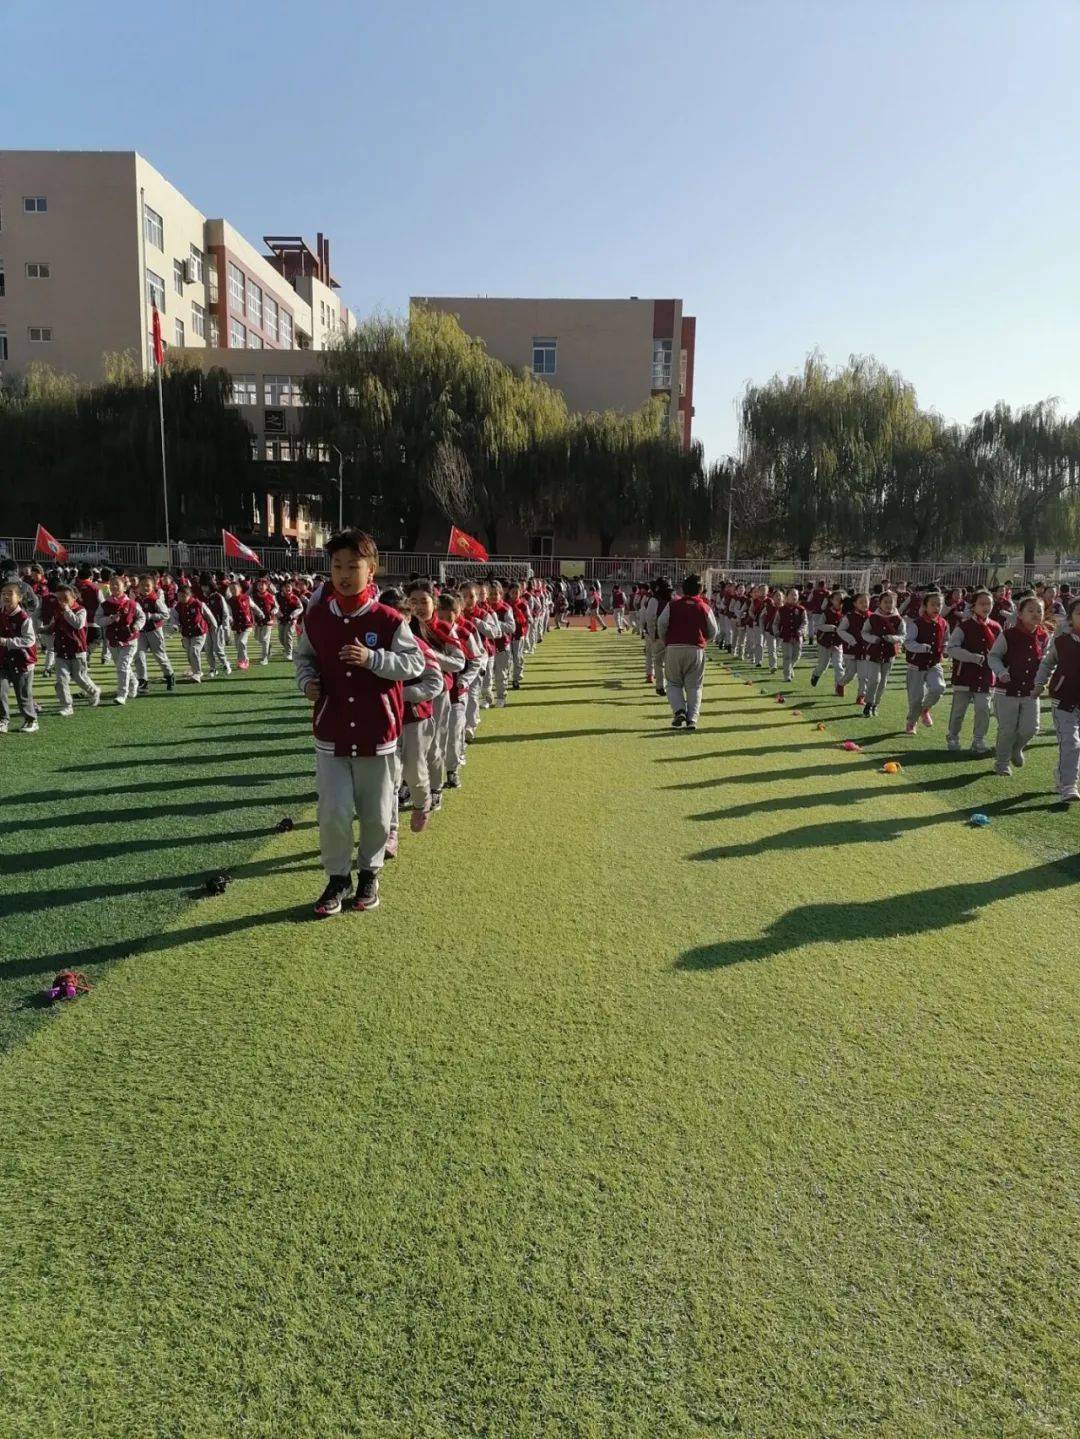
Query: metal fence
[{"left": 3, "top": 536, "right": 1078, "bottom": 590}]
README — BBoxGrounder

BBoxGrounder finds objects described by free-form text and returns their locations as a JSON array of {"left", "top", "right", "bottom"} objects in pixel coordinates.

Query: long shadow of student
[
  {"left": 671, "top": 754, "right": 986, "bottom": 794},
  {"left": 689, "top": 792, "right": 1048, "bottom": 862},
  {"left": 676, "top": 852, "right": 1080, "bottom": 969},
  {"left": 689, "top": 769, "right": 984, "bottom": 823}
]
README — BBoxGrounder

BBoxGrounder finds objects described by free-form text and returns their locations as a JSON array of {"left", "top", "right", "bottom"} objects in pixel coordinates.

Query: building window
[
  {"left": 0, "top": 260, "right": 4, "bottom": 297},
  {"left": 146, "top": 268, "right": 166, "bottom": 314},
  {"left": 192, "top": 301, "right": 206, "bottom": 339},
  {"left": 28, "top": 326, "right": 53, "bottom": 343},
  {"left": 652, "top": 338, "right": 673, "bottom": 389},
  {"left": 246, "top": 280, "right": 262, "bottom": 328},
  {"left": 228, "top": 262, "right": 245, "bottom": 314},
  {"left": 173, "top": 258, "right": 185, "bottom": 296},
  {"left": 208, "top": 315, "right": 220, "bottom": 346},
  {"left": 23, "top": 196, "right": 47, "bottom": 213},
  {"left": 0, "top": 327, "right": 7, "bottom": 362},
  {"left": 532, "top": 337, "right": 557, "bottom": 376},
  {"left": 247, "top": 331, "right": 263, "bottom": 349},
  {"left": 264, "top": 374, "right": 302, "bottom": 406},
  {"left": 280, "top": 310, "right": 293, "bottom": 347},
  {"left": 264, "top": 294, "right": 279, "bottom": 343},
  {"left": 230, "top": 317, "right": 246, "bottom": 348},
  {"left": 25, "top": 261, "right": 50, "bottom": 279},
  {"left": 229, "top": 374, "right": 257, "bottom": 405},
  {"left": 189, "top": 243, "right": 204, "bottom": 283},
  {"left": 679, "top": 348, "right": 687, "bottom": 399},
  {"left": 144, "top": 204, "right": 163, "bottom": 250},
  {"left": 174, "top": 317, "right": 185, "bottom": 348}
]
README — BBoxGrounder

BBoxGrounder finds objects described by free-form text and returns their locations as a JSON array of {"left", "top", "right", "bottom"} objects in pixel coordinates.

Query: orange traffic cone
[{"left": 589, "top": 614, "right": 598, "bottom": 632}]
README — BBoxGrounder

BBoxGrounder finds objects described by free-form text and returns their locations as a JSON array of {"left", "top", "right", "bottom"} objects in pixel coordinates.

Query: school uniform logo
[{"left": 365, "top": 632, "right": 379, "bottom": 647}]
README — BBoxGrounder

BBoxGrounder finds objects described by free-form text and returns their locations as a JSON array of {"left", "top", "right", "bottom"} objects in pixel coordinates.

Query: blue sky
[{"left": 6, "top": 0, "right": 1080, "bottom": 460}]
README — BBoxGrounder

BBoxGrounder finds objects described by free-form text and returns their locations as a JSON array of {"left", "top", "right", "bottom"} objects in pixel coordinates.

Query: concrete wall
[
  {"left": 0, "top": 150, "right": 142, "bottom": 381},
  {"left": 412, "top": 296, "right": 681, "bottom": 428},
  {"left": 134, "top": 152, "right": 213, "bottom": 368}
]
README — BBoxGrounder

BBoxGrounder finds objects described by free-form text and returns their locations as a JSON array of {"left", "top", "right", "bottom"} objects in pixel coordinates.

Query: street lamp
[{"left": 329, "top": 444, "right": 344, "bottom": 533}]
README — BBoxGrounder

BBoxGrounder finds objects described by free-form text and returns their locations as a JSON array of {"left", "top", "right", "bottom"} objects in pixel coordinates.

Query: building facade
[
  {"left": 0, "top": 151, "right": 354, "bottom": 383},
  {"left": 410, "top": 296, "right": 697, "bottom": 448}
]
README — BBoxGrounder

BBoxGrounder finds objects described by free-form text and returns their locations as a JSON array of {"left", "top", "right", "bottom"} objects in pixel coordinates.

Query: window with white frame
[
  {"left": 230, "top": 317, "right": 247, "bottom": 348},
  {"left": 652, "top": 338, "right": 673, "bottom": 389},
  {"left": 28, "top": 326, "right": 52, "bottom": 342},
  {"left": 246, "top": 280, "right": 262, "bottom": 328},
  {"left": 264, "top": 294, "right": 279, "bottom": 343},
  {"left": 0, "top": 260, "right": 4, "bottom": 297},
  {"left": 247, "top": 331, "right": 263, "bottom": 349},
  {"left": 280, "top": 310, "right": 293, "bottom": 347},
  {"left": 532, "top": 337, "right": 557, "bottom": 376},
  {"left": 145, "top": 268, "right": 166, "bottom": 313},
  {"left": 264, "top": 374, "right": 302, "bottom": 406},
  {"left": 0, "top": 327, "right": 7, "bottom": 362},
  {"left": 25, "top": 261, "right": 50, "bottom": 279},
  {"left": 192, "top": 301, "right": 206, "bottom": 339},
  {"left": 208, "top": 314, "right": 220, "bottom": 346},
  {"left": 189, "top": 243, "right": 204, "bottom": 283},
  {"left": 175, "top": 317, "right": 185, "bottom": 348},
  {"left": 23, "top": 196, "right": 47, "bottom": 213},
  {"left": 173, "top": 258, "right": 185, "bottom": 296},
  {"left": 228, "top": 262, "right": 245, "bottom": 314},
  {"left": 144, "top": 204, "right": 163, "bottom": 249},
  {"left": 230, "top": 374, "right": 257, "bottom": 405}
]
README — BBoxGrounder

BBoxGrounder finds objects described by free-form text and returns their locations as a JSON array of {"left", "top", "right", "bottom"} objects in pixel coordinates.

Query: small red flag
[
  {"left": 222, "top": 529, "right": 262, "bottom": 565},
  {"left": 34, "top": 524, "right": 68, "bottom": 563},
  {"left": 151, "top": 305, "right": 164, "bottom": 366},
  {"left": 448, "top": 526, "right": 488, "bottom": 563}
]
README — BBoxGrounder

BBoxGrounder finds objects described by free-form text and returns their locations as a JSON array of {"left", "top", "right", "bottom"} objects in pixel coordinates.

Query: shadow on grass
[
  {"left": 689, "top": 768, "right": 992, "bottom": 821},
  {"left": 8, "top": 790, "right": 316, "bottom": 834},
  {"left": 472, "top": 727, "right": 653, "bottom": 744},
  {"left": 676, "top": 853, "right": 1080, "bottom": 968},
  {"left": 59, "top": 746, "right": 312, "bottom": 773},
  {"left": 0, "top": 822, "right": 318, "bottom": 878},
  {"left": 9, "top": 773, "right": 296, "bottom": 806}
]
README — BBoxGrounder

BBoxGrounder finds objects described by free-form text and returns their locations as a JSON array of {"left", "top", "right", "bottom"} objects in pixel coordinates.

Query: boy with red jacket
[
  {"left": 612, "top": 583, "right": 627, "bottom": 634},
  {"left": 51, "top": 584, "right": 102, "bottom": 715},
  {"left": 506, "top": 578, "right": 532, "bottom": 688},
  {"left": 944, "top": 588, "right": 1000, "bottom": 753},
  {"left": 657, "top": 574, "right": 718, "bottom": 731},
  {"left": 903, "top": 590, "right": 949, "bottom": 735},
  {"left": 277, "top": 582, "right": 305, "bottom": 662},
  {"left": 227, "top": 582, "right": 264, "bottom": 670},
  {"left": 1034, "top": 596, "right": 1080, "bottom": 801},
  {"left": 487, "top": 579, "right": 516, "bottom": 705},
  {"left": 771, "top": 588, "right": 808, "bottom": 683},
  {"left": 810, "top": 588, "right": 847, "bottom": 694},
  {"left": 95, "top": 574, "right": 146, "bottom": 705},
  {"left": 134, "top": 574, "right": 175, "bottom": 692},
  {"left": 0, "top": 580, "right": 40, "bottom": 732},
  {"left": 166, "top": 581, "right": 218, "bottom": 682},
  {"left": 859, "top": 589, "right": 905, "bottom": 717},
  {"left": 988, "top": 593, "right": 1049, "bottom": 777},
  {"left": 252, "top": 577, "right": 278, "bottom": 665},
  {"left": 294, "top": 531, "right": 425, "bottom": 916}
]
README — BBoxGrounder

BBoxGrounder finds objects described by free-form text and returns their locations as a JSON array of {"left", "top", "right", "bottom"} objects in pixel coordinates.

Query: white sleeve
[{"left": 366, "top": 618, "right": 426, "bottom": 683}]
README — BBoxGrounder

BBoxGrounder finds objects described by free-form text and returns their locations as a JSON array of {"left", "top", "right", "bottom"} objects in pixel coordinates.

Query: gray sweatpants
[
  {"left": 0, "top": 666, "right": 35, "bottom": 723},
  {"left": 781, "top": 639, "right": 802, "bottom": 682},
  {"left": 664, "top": 644, "right": 707, "bottom": 722},
  {"left": 401, "top": 718, "right": 434, "bottom": 815},
  {"left": 947, "top": 690, "right": 993, "bottom": 750},
  {"left": 448, "top": 698, "right": 468, "bottom": 773},
  {"left": 210, "top": 625, "right": 231, "bottom": 674},
  {"left": 812, "top": 643, "right": 844, "bottom": 686},
  {"left": 864, "top": 658, "right": 894, "bottom": 708},
  {"left": 277, "top": 620, "right": 297, "bottom": 661},
  {"left": 182, "top": 635, "right": 207, "bottom": 678},
  {"left": 493, "top": 649, "right": 511, "bottom": 704},
  {"left": 55, "top": 653, "right": 100, "bottom": 709},
  {"left": 110, "top": 642, "right": 140, "bottom": 702},
  {"left": 136, "top": 627, "right": 174, "bottom": 681},
  {"left": 315, "top": 748, "right": 396, "bottom": 876},
  {"left": 763, "top": 632, "right": 778, "bottom": 670},
  {"left": 255, "top": 624, "right": 273, "bottom": 664},
  {"left": 994, "top": 694, "right": 1039, "bottom": 769},
  {"left": 905, "top": 664, "right": 946, "bottom": 725},
  {"left": 651, "top": 639, "right": 667, "bottom": 693},
  {"left": 1052, "top": 706, "right": 1080, "bottom": 797},
  {"left": 511, "top": 637, "right": 524, "bottom": 684},
  {"left": 465, "top": 666, "right": 484, "bottom": 739},
  {"left": 431, "top": 688, "right": 451, "bottom": 793},
  {"left": 842, "top": 654, "right": 871, "bottom": 697},
  {"left": 234, "top": 629, "right": 251, "bottom": 665}
]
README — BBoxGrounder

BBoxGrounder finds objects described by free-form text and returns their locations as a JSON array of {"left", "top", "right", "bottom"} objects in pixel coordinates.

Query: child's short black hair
[
  {"left": 682, "top": 573, "right": 702, "bottom": 596},
  {"left": 379, "top": 586, "right": 405, "bottom": 609},
  {"left": 405, "top": 578, "right": 434, "bottom": 596},
  {"left": 326, "top": 529, "right": 378, "bottom": 561}
]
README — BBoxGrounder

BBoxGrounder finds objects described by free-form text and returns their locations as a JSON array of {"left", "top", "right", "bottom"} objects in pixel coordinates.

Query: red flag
[
  {"left": 34, "top": 524, "right": 69, "bottom": 563},
  {"left": 151, "top": 305, "right": 164, "bottom": 366},
  {"left": 448, "top": 526, "right": 488, "bottom": 563},
  {"left": 222, "top": 529, "right": 262, "bottom": 565}
]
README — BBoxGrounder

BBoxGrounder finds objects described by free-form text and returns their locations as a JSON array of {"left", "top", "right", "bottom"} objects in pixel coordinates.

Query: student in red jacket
[
  {"left": 51, "top": 584, "right": 102, "bottom": 715},
  {"left": 944, "top": 588, "right": 1000, "bottom": 754},
  {"left": 903, "top": 589, "right": 949, "bottom": 735},
  {"left": 277, "top": 583, "right": 305, "bottom": 662},
  {"left": 406, "top": 580, "right": 466, "bottom": 809},
  {"left": 506, "top": 578, "right": 532, "bottom": 687},
  {"left": 1034, "top": 596, "right": 1080, "bottom": 801},
  {"left": 436, "top": 589, "right": 482, "bottom": 788},
  {"left": 95, "top": 573, "right": 146, "bottom": 705},
  {"left": 134, "top": 574, "right": 175, "bottom": 692},
  {"left": 837, "top": 593, "right": 871, "bottom": 705},
  {"left": 988, "top": 593, "right": 1049, "bottom": 777},
  {"left": 0, "top": 579, "right": 40, "bottom": 732},
  {"left": 859, "top": 589, "right": 905, "bottom": 717},
  {"left": 166, "top": 581, "right": 218, "bottom": 683},
  {"left": 487, "top": 579, "right": 516, "bottom": 705},
  {"left": 657, "top": 573, "right": 718, "bottom": 730},
  {"left": 226, "top": 582, "right": 264, "bottom": 670},
  {"left": 810, "top": 588, "right": 847, "bottom": 694},
  {"left": 294, "top": 530, "right": 425, "bottom": 916},
  {"left": 771, "top": 588, "right": 808, "bottom": 683}
]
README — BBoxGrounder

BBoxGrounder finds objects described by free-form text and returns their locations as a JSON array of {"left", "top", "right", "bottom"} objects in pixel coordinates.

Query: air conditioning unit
[{"left": 182, "top": 259, "right": 196, "bottom": 285}]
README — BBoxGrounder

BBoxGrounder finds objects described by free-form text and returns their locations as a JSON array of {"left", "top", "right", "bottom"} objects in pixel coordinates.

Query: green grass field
[{"left": 1, "top": 629, "right": 1077, "bottom": 1438}]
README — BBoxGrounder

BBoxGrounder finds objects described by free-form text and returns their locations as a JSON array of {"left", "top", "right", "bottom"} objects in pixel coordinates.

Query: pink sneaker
[
  {"left": 905, "top": 723, "right": 917, "bottom": 736},
  {"left": 410, "top": 808, "right": 430, "bottom": 833},
  {"left": 855, "top": 694, "right": 865, "bottom": 705},
  {"left": 384, "top": 831, "right": 399, "bottom": 860},
  {"left": 920, "top": 708, "right": 933, "bottom": 727},
  {"left": 238, "top": 659, "right": 250, "bottom": 671}
]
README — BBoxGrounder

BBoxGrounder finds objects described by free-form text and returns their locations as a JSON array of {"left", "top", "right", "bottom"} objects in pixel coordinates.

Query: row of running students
[{"left": 621, "top": 574, "right": 1080, "bottom": 801}]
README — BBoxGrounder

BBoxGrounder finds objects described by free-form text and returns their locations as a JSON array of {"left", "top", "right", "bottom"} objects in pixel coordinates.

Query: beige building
[
  {"left": 0, "top": 150, "right": 354, "bottom": 382},
  {"left": 411, "top": 296, "right": 697, "bottom": 449}
]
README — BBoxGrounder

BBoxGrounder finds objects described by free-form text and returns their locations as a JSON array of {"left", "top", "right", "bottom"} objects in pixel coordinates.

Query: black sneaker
[
  {"left": 432, "top": 789, "right": 443, "bottom": 811},
  {"left": 810, "top": 673, "right": 820, "bottom": 687},
  {"left": 165, "top": 672, "right": 175, "bottom": 691},
  {"left": 137, "top": 681, "right": 149, "bottom": 695},
  {"left": 445, "top": 771, "right": 461, "bottom": 789},
  {"left": 512, "top": 680, "right": 521, "bottom": 690},
  {"left": 350, "top": 869, "right": 380, "bottom": 911},
  {"left": 685, "top": 720, "right": 698, "bottom": 732},
  {"left": 314, "top": 875, "right": 352, "bottom": 917},
  {"left": 863, "top": 703, "right": 875, "bottom": 717},
  {"left": 671, "top": 710, "right": 687, "bottom": 728}
]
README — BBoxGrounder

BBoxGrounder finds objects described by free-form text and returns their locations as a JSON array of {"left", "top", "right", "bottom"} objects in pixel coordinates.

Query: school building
[{"left": 410, "top": 296, "right": 697, "bottom": 451}]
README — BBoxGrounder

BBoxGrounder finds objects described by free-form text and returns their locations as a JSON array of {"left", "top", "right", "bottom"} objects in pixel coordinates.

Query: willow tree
[{"left": 966, "top": 400, "right": 1080, "bottom": 566}]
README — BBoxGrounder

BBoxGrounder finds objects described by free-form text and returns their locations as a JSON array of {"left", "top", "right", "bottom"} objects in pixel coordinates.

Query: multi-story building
[
  {"left": 410, "top": 296, "right": 697, "bottom": 449},
  {"left": 0, "top": 150, "right": 353, "bottom": 380}
]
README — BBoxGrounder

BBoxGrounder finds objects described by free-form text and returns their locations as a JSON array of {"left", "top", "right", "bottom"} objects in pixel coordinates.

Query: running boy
[{"left": 0, "top": 580, "right": 39, "bottom": 732}]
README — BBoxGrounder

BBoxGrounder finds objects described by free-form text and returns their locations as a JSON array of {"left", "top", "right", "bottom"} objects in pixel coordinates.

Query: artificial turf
[{"left": 0, "top": 629, "right": 1077, "bottom": 1438}]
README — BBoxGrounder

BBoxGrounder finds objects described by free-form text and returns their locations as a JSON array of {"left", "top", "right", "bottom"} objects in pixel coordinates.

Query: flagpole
[{"left": 157, "top": 360, "right": 170, "bottom": 562}]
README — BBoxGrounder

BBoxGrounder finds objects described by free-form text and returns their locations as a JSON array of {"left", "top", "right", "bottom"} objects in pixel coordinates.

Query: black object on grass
[
  {"left": 276, "top": 816, "right": 295, "bottom": 833},
  {"left": 203, "top": 872, "right": 231, "bottom": 896}
]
